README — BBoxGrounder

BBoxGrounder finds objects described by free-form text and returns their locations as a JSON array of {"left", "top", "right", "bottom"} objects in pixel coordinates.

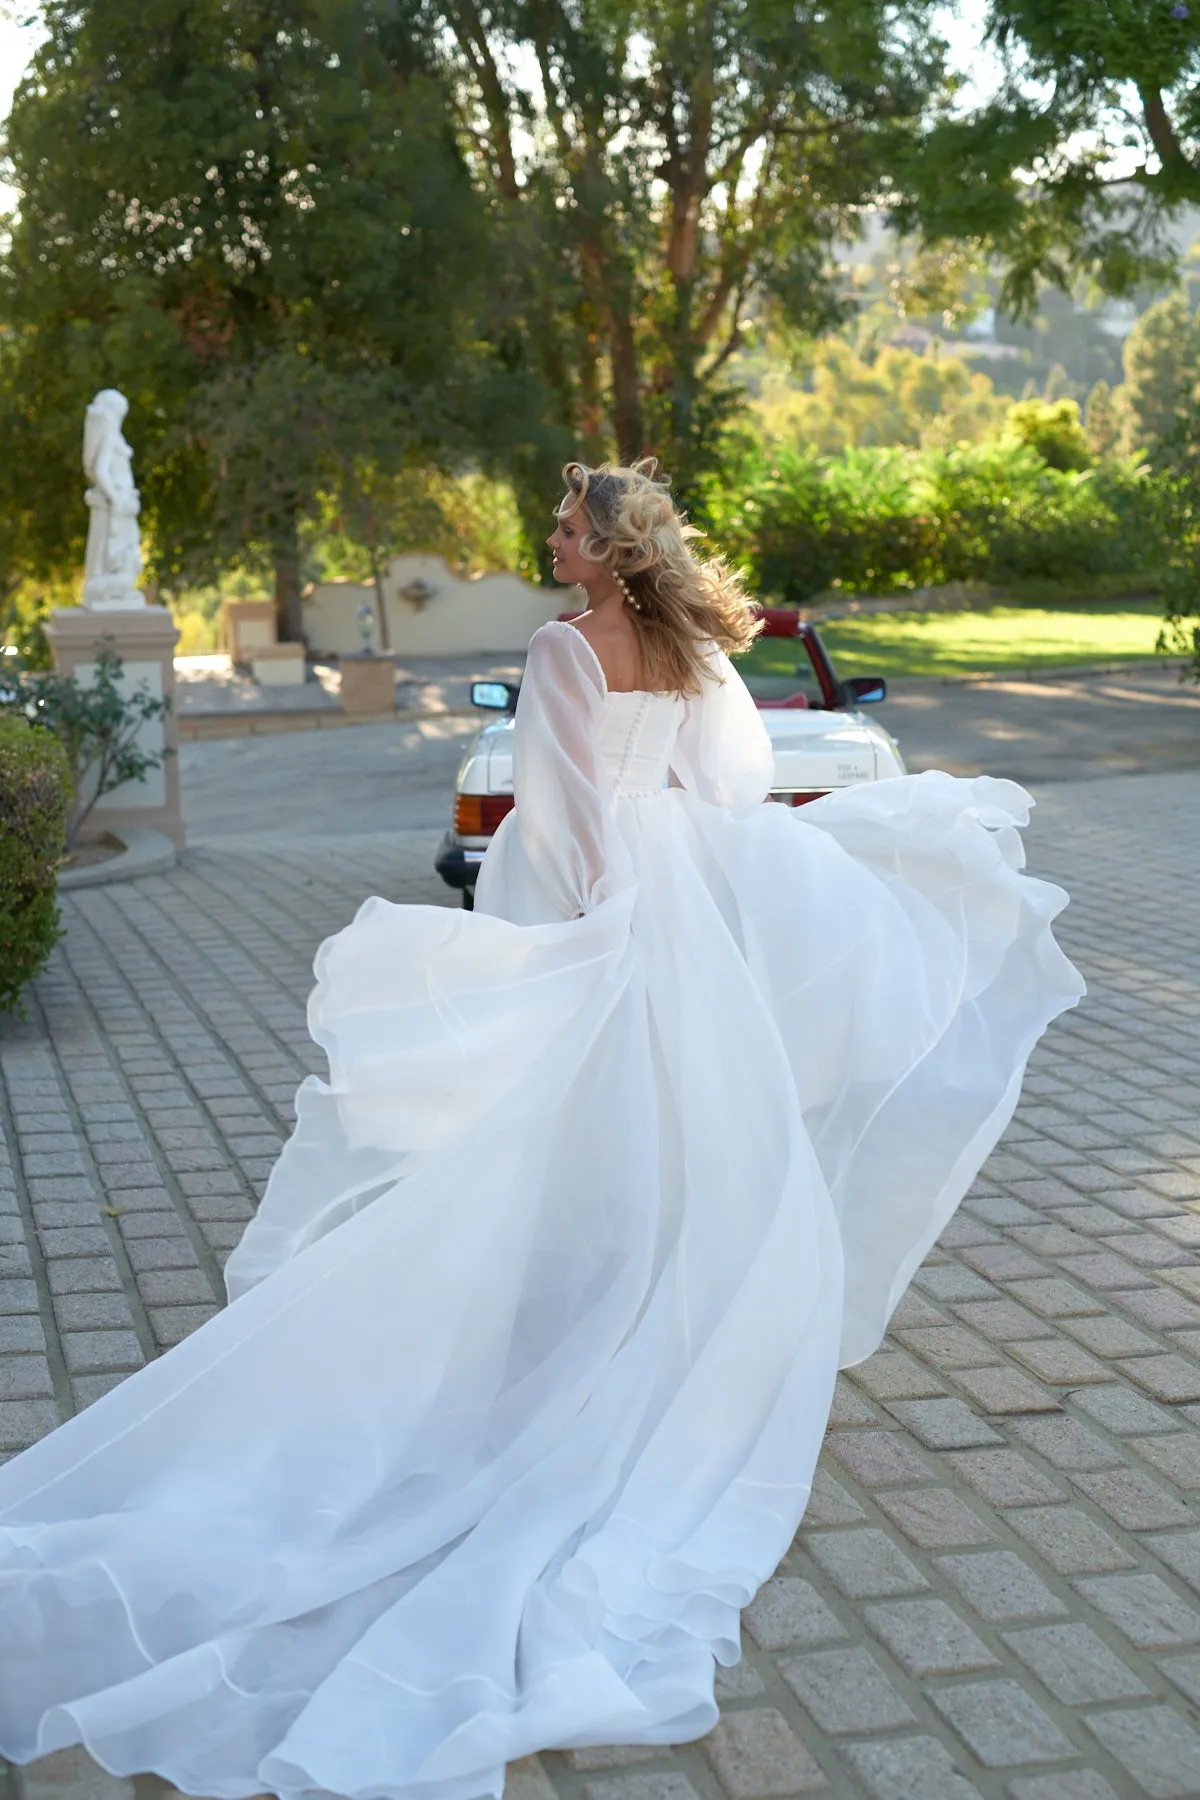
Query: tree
[
  {"left": 1116, "top": 290, "right": 1200, "bottom": 460},
  {"left": 435, "top": 0, "right": 954, "bottom": 511},
  {"left": 1085, "top": 379, "right": 1122, "bottom": 458},
  {"left": 0, "top": 0, "right": 533, "bottom": 637},
  {"left": 1004, "top": 397, "right": 1091, "bottom": 471}
]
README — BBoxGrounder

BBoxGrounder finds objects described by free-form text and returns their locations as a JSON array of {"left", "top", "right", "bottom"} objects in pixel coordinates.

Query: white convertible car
[{"left": 436, "top": 610, "right": 906, "bottom": 906}]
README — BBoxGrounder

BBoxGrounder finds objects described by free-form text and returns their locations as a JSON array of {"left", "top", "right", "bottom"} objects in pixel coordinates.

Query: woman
[{"left": 0, "top": 459, "right": 1083, "bottom": 1800}]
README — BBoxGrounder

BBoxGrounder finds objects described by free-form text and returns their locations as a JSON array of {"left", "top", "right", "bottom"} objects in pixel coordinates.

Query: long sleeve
[
  {"left": 669, "top": 646, "right": 773, "bottom": 816},
  {"left": 512, "top": 622, "right": 627, "bottom": 917}
]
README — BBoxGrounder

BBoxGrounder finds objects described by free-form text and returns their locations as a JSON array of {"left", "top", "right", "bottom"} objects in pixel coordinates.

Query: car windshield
[{"left": 743, "top": 634, "right": 832, "bottom": 708}]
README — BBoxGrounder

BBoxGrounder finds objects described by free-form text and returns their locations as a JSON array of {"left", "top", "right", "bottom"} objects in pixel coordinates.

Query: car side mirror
[
  {"left": 841, "top": 675, "right": 886, "bottom": 705},
  {"left": 471, "top": 680, "right": 520, "bottom": 712}
]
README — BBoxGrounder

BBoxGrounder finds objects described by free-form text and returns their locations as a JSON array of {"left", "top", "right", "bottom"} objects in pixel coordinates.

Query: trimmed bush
[
  {"left": 700, "top": 439, "right": 1160, "bottom": 604},
  {"left": 0, "top": 714, "right": 69, "bottom": 1013}
]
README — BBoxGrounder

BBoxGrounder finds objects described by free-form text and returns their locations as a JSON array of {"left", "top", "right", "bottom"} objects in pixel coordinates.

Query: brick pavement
[{"left": 1, "top": 772, "right": 1199, "bottom": 1800}]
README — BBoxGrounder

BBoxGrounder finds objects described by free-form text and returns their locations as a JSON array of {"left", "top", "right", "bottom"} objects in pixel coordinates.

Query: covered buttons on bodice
[{"left": 598, "top": 691, "right": 685, "bottom": 798}]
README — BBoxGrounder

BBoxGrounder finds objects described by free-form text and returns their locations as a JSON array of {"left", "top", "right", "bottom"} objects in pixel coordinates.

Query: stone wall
[{"left": 303, "top": 553, "right": 562, "bottom": 656}]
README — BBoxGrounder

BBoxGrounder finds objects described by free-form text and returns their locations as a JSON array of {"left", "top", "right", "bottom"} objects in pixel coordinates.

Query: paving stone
[
  {"left": 565, "top": 1749, "right": 673, "bottom": 1772},
  {"left": 0, "top": 1316, "right": 47, "bottom": 1354},
  {"left": 36, "top": 1226, "right": 110, "bottom": 1256},
  {"left": 122, "top": 1235, "right": 201, "bottom": 1273},
  {"left": 824, "top": 1431, "right": 933, "bottom": 1489},
  {"left": 874, "top": 1486, "right": 997, "bottom": 1550},
  {"left": 714, "top": 1660, "right": 766, "bottom": 1700},
  {"left": 0, "top": 1397, "right": 58, "bottom": 1448},
  {"left": 930, "top": 1679, "right": 1075, "bottom": 1766},
  {"left": 892, "top": 1325, "right": 1002, "bottom": 1370},
  {"left": 1004, "top": 1279, "right": 1106, "bottom": 1319},
  {"left": 1071, "top": 1468, "right": 1195, "bottom": 1531},
  {"left": 1008, "top": 1774, "right": 1122, "bottom": 1800},
  {"left": 826, "top": 1375, "right": 875, "bottom": 1426},
  {"left": 1075, "top": 1573, "right": 1200, "bottom": 1649},
  {"left": 806, "top": 1528, "right": 928, "bottom": 1599},
  {"left": 839, "top": 1736, "right": 984, "bottom": 1800},
  {"left": 70, "top": 1371, "right": 128, "bottom": 1408},
  {"left": 1084, "top": 1706, "right": 1200, "bottom": 1799},
  {"left": 1054, "top": 1252, "right": 1154, "bottom": 1291},
  {"left": 800, "top": 1468, "right": 865, "bottom": 1527},
  {"left": 950, "top": 1366, "right": 1060, "bottom": 1415},
  {"left": 848, "top": 1350, "right": 947, "bottom": 1401},
  {"left": 1002, "top": 1622, "right": 1151, "bottom": 1704},
  {"left": 1146, "top": 1530, "right": 1200, "bottom": 1592},
  {"left": 0, "top": 1353, "right": 53, "bottom": 1401},
  {"left": 1160, "top": 1651, "right": 1200, "bottom": 1706},
  {"left": 1113, "top": 1353, "right": 1200, "bottom": 1403},
  {"left": 1006, "top": 1507, "right": 1138, "bottom": 1576},
  {"left": 862, "top": 1598, "right": 998, "bottom": 1676},
  {"left": 1061, "top": 1314, "right": 1161, "bottom": 1357},
  {"left": 884, "top": 1398, "right": 1003, "bottom": 1449},
  {"left": 1071, "top": 1385, "right": 1178, "bottom": 1435},
  {"left": 777, "top": 1645, "right": 914, "bottom": 1734},
  {"left": 699, "top": 1706, "right": 827, "bottom": 1798},
  {"left": 582, "top": 1776, "right": 702, "bottom": 1800},
  {"left": 743, "top": 1578, "right": 846, "bottom": 1651},
  {"left": 502, "top": 1754, "right": 560, "bottom": 1800},
  {"left": 913, "top": 1265, "right": 998, "bottom": 1303},
  {"left": 935, "top": 1550, "right": 1068, "bottom": 1623},
  {"left": 60, "top": 1329, "right": 144, "bottom": 1375},
  {"left": 1115, "top": 1287, "right": 1200, "bottom": 1331},
  {"left": 45, "top": 1259, "right": 122, "bottom": 1296},
  {"left": 1132, "top": 1433, "right": 1200, "bottom": 1488},
  {"left": 148, "top": 1304, "right": 219, "bottom": 1346},
  {"left": 51, "top": 1290, "right": 136, "bottom": 1331},
  {"left": 1006, "top": 1416, "right": 1123, "bottom": 1472},
  {"left": 952, "top": 1299, "right": 1056, "bottom": 1341},
  {"left": 1007, "top": 1338, "right": 1115, "bottom": 1385},
  {"left": 944, "top": 1448, "right": 1065, "bottom": 1508},
  {"left": 13, "top": 1744, "right": 135, "bottom": 1800}
]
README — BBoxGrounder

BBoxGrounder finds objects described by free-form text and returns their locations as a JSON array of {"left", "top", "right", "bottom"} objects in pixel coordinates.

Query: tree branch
[{"left": 1138, "top": 84, "right": 1182, "bottom": 169}]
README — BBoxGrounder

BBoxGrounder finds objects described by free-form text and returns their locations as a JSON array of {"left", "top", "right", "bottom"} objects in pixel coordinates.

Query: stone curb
[
  {"left": 57, "top": 827, "right": 178, "bottom": 889},
  {"left": 177, "top": 703, "right": 481, "bottom": 742}
]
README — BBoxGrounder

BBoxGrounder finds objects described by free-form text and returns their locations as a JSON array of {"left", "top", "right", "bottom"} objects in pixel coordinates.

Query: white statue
[{"left": 82, "top": 389, "right": 146, "bottom": 610}]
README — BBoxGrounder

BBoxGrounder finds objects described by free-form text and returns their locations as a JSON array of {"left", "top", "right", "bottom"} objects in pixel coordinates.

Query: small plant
[
  {"left": 0, "top": 640, "right": 172, "bottom": 844},
  {"left": 0, "top": 713, "right": 69, "bottom": 1014}
]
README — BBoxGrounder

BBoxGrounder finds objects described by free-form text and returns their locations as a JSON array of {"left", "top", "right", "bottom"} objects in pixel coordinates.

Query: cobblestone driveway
[{"left": 2, "top": 770, "right": 1199, "bottom": 1800}]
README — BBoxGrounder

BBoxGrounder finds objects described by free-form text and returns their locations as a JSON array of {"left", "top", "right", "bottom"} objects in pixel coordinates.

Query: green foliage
[
  {"left": 0, "top": 645, "right": 172, "bottom": 844},
  {"left": 700, "top": 436, "right": 1157, "bottom": 606},
  {"left": 1117, "top": 291, "right": 1200, "bottom": 463},
  {"left": 1085, "top": 380, "right": 1122, "bottom": 459},
  {"left": 1004, "top": 398, "right": 1092, "bottom": 472},
  {"left": 0, "top": 711, "right": 69, "bottom": 1014},
  {"left": 752, "top": 341, "right": 1007, "bottom": 453},
  {"left": 0, "top": 0, "right": 544, "bottom": 629}
]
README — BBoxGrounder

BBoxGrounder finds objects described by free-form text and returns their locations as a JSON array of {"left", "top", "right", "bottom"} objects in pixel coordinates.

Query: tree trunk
[{"left": 273, "top": 512, "right": 305, "bottom": 644}]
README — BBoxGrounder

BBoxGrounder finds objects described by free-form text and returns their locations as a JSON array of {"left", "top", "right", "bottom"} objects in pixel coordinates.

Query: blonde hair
[{"left": 557, "top": 456, "right": 761, "bottom": 695}]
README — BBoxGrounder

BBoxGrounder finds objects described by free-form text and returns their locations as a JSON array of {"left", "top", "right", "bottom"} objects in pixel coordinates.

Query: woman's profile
[{"left": 0, "top": 458, "right": 1083, "bottom": 1800}]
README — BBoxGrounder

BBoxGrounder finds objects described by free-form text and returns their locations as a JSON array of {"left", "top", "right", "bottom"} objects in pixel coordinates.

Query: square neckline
[{"left": 555, "top": 619, "right": 682, "bottom": 702}]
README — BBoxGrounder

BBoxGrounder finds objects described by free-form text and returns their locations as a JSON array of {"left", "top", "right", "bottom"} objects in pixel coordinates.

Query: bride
[{"left": 0, "top": 459, "right": 1083, "bottom": 1800}]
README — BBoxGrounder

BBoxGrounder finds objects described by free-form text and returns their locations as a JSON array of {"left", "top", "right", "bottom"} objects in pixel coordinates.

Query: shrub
[
  {"left": 0, "top": 713, "right": 69, "bottom": 1013},
  {"left": 699, "top": 437, "right": 1159, "bottom": 603},
  {"left": 0, "top": 643, "right": 171, "bottom": 844}
]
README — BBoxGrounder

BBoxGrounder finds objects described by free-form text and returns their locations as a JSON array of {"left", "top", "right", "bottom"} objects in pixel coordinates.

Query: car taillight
[
  {"left": 772, "top": 791, "right": 830, "bottom": 807},
  {"left": 454, "top": 794, "right": 515, "bottom": 836}
]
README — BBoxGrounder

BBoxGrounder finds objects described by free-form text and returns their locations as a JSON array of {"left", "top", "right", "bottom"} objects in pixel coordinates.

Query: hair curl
[{"left": 557, "top": 456, "right": 761, "bottom": 695}]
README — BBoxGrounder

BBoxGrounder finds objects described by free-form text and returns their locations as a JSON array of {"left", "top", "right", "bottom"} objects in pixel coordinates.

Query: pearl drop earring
[{"left": 613, "top": 571, "right": 640, "bottom": 612}]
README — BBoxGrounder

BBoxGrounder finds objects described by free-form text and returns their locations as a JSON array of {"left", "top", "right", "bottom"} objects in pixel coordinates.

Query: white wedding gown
[{"left": 0, "top": 623, "right": 1083, "bottom": 1800}]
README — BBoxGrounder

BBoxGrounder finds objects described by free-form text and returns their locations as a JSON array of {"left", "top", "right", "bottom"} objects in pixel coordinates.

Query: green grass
[{"left": 743, "top": 598, "right": 1167, "bottom": 681}]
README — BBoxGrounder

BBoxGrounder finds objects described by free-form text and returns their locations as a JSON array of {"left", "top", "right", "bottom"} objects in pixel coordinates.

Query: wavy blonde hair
[{"left": 557, "top": 456, "right": 761, "bottom": 695}]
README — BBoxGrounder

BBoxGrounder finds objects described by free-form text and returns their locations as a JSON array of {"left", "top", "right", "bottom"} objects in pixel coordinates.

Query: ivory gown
[{"left": 0, "top": 622, "right": 1083, "bottom": 1800}]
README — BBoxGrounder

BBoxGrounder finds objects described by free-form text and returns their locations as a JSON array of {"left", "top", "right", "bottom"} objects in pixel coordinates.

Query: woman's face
[{"left": 546, "top": 498, "right": 596, "bottom": 586}]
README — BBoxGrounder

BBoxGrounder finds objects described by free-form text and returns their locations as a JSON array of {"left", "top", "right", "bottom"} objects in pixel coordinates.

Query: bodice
[{"left": 598, "top": 691, "right": 685, "bottom": 798}]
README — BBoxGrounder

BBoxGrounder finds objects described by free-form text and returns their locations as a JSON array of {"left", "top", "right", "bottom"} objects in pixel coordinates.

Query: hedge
[{"left": 0, "top": 714, "right": 69, "bottom": 1013}]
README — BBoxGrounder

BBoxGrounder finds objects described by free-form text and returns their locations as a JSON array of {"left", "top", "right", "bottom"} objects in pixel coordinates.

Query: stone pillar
[{"left": 43, "top": 605, "right": 185, "bottom": 850}]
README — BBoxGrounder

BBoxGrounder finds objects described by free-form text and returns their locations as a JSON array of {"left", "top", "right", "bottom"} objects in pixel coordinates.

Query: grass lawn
[{"left": 743, "top": 598, "right": 1167, "bottom": 681}]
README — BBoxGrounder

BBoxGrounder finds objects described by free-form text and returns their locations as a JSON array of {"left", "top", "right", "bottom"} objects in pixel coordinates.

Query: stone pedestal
[
  {"left": 340, "top": 655, "right": 395, "bottom": 716},
  {"left": 44, "top": 605, "right": 185, "bottom": 849},
  {"left": 250, "top": 643, "right": 306, "bottom": 686},
  {"left": 220, "top": 599, "right": 277, "bottom": 664}
]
